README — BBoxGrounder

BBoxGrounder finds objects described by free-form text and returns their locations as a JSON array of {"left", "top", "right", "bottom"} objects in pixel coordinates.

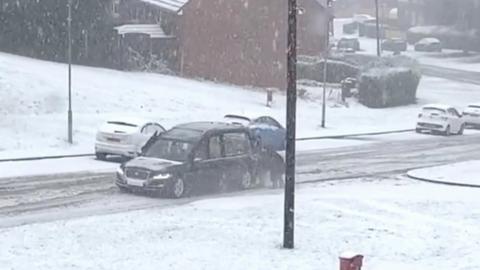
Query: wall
[{"left": 179, "top": 0, "right": 326, "bottom": 90}]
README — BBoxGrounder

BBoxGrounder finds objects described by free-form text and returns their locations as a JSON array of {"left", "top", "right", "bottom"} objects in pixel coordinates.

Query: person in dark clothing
[{"left": 257, "top": 148, "right": 285, "bottom": 188}]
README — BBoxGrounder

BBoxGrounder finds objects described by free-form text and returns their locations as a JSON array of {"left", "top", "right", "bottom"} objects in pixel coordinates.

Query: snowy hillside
[{"left": 1, "top": 52, "right": 479, "bottom": 157}]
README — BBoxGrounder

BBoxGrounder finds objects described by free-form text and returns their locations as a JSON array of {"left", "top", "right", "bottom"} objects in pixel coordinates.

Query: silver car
[{"left": 95, "top": 118, "right": 165, "bottom": 160}]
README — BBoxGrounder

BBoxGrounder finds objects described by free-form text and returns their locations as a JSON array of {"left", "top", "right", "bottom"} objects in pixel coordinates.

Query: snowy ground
[
  {"left": 333, "top": 18, "right": 480, "bottom": 73},
  {"left": 408, "top": 161, "right": 480, "bottom": 187},
  {"left": 1, "top": 177, "right": 479, "bottom": 270},
  {"left": 2, "top": 52, "right": 480, "bottom": 160}
]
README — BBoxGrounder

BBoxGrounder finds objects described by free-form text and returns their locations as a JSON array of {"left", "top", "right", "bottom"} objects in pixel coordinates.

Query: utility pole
[
  {"left": 67, "top": 0, "right": 73, "bottom": 144},
  {"left": 284, "top": 0, "right": 297, "bottom": 250},
  {"left": 375, "top": 0, "right": 381, "bottom": 57}
]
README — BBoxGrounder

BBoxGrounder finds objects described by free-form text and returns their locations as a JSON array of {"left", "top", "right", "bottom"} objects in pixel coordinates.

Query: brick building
[{"left": 115, "top": 0, "right": 329, "bottom": 90}]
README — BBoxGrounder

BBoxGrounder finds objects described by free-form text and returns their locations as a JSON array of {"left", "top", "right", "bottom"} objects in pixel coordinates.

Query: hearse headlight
[
  {"left": 153, "top": 173, "right": 172, "bottom": 180},
  {"left": 116, "top": 167, "right": 125, "bottom": 176}
]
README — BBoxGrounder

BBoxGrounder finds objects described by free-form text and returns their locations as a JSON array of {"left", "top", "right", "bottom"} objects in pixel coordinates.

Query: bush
[
  {"left": 407, "top": 26, "right": 480, "bottom": 52},
  {"left": 297, "top": 56, "right": 359, "bottom": 83},
  {"left": 358, "top": 56, "right": 421, "bottom": 108}
]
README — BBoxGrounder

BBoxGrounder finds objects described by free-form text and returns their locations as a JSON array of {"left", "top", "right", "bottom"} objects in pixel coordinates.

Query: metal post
[
  {"left": 321, "top": 1, "right": 330, "bottom": 128},
  {"left": 284, "top": 0, "right": 297, "bottom": 250},
  {"left": 67, "top": 0, "right": 73, "bottom": 144},
  {"left": 375, "top": 0, "right": 381, "bottom": 57},
  {"left": 321, "top": 35, "right": 328, "bottom": 128}
]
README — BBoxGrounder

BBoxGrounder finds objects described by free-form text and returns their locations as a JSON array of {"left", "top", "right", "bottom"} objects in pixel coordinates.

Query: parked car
[
  {"left": 116, "top": 122, "right": 267, "bottom": 198},
  {"left": 462, "top": 103, "right": 480, "bottom": 129},
  {"left": 223, "top": 115, "right": 286, "bottom": 152},
  {"left": 416, "top": 104, "right": 465, "bottom": 136},
  {"left": 382, "top": 38, "right": 407, "bottom": 52},
  {"left": 353, "top": 14, "right": 375, "bottom": 23},
  {"left": 337, "top": 38, "right": 360, "bottom": 53},
  {"left": 95, "top": 118, "right": 165, "bottom": 160},
  {"left": 414, "top": 38, "right": 442, "bottom": 52}
]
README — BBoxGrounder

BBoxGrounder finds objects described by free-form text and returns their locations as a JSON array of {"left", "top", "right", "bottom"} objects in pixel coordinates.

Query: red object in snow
[{"left": 339, "top": 252, "right": 363, "bottom": 270}]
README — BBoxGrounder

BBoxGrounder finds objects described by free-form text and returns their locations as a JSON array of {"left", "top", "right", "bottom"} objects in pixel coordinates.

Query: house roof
[
  {"left": 114, "top": 24, "right": 175, "bottom": 38},
  {"left": 139, "top": 0, "right": 190, "bottom": 13}
]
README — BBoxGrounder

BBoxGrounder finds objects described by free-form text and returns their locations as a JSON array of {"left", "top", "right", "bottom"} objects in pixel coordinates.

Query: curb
[
  {"left": 0, "top": 154, "right": 94, "bottom": 163},
  {"left": 406, "top": 172, "right": 480, "bottom": 188},
  {"left": 296, "top": 129, "right": 414, "bottom": 141},
  {"left": 0, "top": 129, "right": 415, "bottom": 163}
]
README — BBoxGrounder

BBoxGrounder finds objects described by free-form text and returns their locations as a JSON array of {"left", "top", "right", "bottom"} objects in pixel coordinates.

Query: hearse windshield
[{"left": 144, "top": 138, "right": 194, "bottom": 162}]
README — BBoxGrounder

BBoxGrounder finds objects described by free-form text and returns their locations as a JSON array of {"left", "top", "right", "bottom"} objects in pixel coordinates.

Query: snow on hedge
[{"left": 358, "top": 56, "right": 421, "bottom": 108}]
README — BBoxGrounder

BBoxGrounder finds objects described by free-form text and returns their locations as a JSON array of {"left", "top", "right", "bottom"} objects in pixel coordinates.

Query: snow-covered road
[
  {"left": 2, "top": 176, "right": 479, "bottom": 270},
  {"left": 421, "top": 64, "right": 480, "bottom": 85},
  {"left": 2, "top": 132, "right": 480, "bottom": 228}
]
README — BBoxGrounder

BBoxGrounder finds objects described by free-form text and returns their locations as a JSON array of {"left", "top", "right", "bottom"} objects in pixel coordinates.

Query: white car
[
  {"left": 416, "top": 104, "right": 465, "bottom": 136},
  {"left": 95, "top": 118, "right": 165, "bottom": 160},
  {"left": 463, "top": 103, "right": 480, "bottom": 129}
]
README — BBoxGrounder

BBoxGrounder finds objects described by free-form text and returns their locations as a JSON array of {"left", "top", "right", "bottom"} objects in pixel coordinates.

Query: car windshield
[{"left": 144, "top": 138, "right": 193, "bottom": 162}]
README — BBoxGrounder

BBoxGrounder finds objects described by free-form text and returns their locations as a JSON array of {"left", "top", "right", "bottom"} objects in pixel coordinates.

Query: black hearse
[{"left": 116, "top": 122, "right": 271, "bottom": 198}]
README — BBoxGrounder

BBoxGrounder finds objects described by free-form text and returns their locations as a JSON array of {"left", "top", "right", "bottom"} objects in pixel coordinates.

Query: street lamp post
[
  {"left": 67, "top": 0, "right": 73, "bottom": 144},
  {"left": 321, "top": 28, "right": 328, "bottom": 128},
  {"left": 321, "top": 0, "right": 332, "bottom": 128},
  {"left": 375, "top": 0, "right": 381, "bottom": 57},
  {"left": 284, "top": 0, "right": 297, "bottom": 250}
]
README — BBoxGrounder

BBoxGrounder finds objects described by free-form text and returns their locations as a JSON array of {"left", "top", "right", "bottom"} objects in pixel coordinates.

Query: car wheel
[
  {"left": 95, "top": 152, "right": 107, "bottom": 160},
  {"left": 166, "top": 177, "right": 187, "bottom": 199},
  {"left": 444, "top": 125, "right": 451, "bottom": 136},
  {"left": 458, "top": 124, "right": 465, "bottom": 135},
  {"left": 415, "top": 128, "right": 422, "bottom": 134},
  {"left": 118, "top": 186, "right": 131, "bottom": 193},
  {"left": 240, "top": 170, "right": 253, "bottom": 190}
]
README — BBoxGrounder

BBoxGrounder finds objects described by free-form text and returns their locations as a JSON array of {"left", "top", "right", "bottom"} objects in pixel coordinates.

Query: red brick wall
[{"left": 179, "top": 0, "right": 327, "bottom": 90}]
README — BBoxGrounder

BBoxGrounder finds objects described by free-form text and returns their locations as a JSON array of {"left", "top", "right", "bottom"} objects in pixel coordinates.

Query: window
[
  {"left": 144, "top": 139, "right": 193, "bottom": 162},
  {"left": 194, "top": 140, "right": 208, "bottom": 161},
  {"left": 209, "top": 136, "right": 222, "bottom": 159},
  {"left": 223, "top": 133, "right": 249, "bottom": 157},
  {"left": 448, "top": 108, "right": 461, "bottom": 118},
  {"left": 422, "top": 108, "right": 445, "bottom": 115},
  {"left": 142, "top": 124, "right": 164, "bottom": 135},
  {"left": 254, "top": 117, "right": 282, "bottom": 129},
  {"left": 112, "top": 0, "right": 120, "bottom": 16}
]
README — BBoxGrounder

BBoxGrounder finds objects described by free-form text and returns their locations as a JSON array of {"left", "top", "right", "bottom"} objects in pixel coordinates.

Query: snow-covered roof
[
  {"left": 114, "top": 24, "right": 175, "bottom": 39},
  {"left": 139, "top": 0, "right": 190, "bottom": 13}
]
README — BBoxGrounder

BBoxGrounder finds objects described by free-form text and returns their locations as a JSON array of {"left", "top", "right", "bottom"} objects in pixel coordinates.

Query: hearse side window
[
  {"left": 194, "top": 140, "right": 208, "bottom": 161},
  {"left": 209, "top": 136, "right": 222, "bottom": 159},
  {"left": 224, "top": 132, "right": 249, "bottom": 157}
]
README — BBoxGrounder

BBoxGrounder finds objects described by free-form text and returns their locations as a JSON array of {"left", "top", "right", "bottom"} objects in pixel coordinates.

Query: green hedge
[{"left": 358, "top": 56, "right": 421, "bottom": 108}]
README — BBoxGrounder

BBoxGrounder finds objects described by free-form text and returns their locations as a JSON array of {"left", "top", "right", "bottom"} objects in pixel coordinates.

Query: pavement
[
  {"left": 407, "top": 160, "right": 480, "bottom": 188},
  {"left": 420, "top": 64, "right": 480, "bottom": 85}
]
